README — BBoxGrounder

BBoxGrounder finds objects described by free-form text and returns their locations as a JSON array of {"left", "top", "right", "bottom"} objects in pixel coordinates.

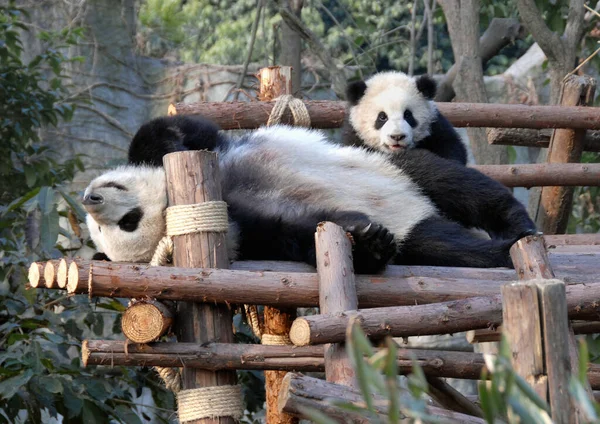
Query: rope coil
[
  {"left": 166, "top": 201, "right": 229, "bottom": 236},
  {"left": 177, "top": 385, "right": 244, "bottom": 422},
  {"left": 267, "top": 94, "right": 311, "bottom": 128}
]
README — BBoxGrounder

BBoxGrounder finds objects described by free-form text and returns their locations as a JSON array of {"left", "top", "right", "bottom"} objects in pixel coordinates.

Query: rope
[
  {"left": 261, "top": 333, "right": 292, "bottom": 345},
  {"left": 243, "top": 305, "right": 293, "bottom": 345},
  {"left": 177, "top": 385, "right": 244, "bottom": 422},
  {"left": 266, "top": 94, "right": 311, "bottom": 127},
  {"left": 166, "top": 202, "right": 229, "bottom": 236}
]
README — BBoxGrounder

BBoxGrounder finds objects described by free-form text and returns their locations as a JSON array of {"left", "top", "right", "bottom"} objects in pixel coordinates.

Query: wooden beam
[
  {"left": 471, "top": 163, "right": 600, "bottom": 187},
  {"left": 163, "top": 150, "right": 238, "bottom": 424},
  {"left": 168, "top": 100, "right": 600, "bottom": 130},
  {"left": 537, "top": 75, "right": 597, "bottom": 234},
  {"left": 487, "top": 127, "right": 600, "bottom": 152}
]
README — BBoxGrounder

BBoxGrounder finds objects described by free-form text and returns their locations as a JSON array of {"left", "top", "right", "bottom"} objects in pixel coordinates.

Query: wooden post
[
  {"left": 504, "top": 234, "right": 576, "bottom": 424},
  {"left": 258, "top": 65, "right": 298, "bottom": 424},
  {"left": 316, "top": 222, "right": 358, "bottom": 388},
  {"left": 536, "top": 75, "right": 596, "bottom": 233},
  {"left": 163, "top": 151, "right": 239, "bottom": 424}
]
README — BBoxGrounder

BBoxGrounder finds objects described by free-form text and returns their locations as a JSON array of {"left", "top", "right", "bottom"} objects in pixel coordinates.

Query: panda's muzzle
[{"left": 82, "top": 193, "right": 104, "bottom": 205}]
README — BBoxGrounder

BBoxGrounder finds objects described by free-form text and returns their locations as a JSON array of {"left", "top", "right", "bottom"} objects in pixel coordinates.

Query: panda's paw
[{"left": 345, "top": 221, "right": 397, "bottom": 274}]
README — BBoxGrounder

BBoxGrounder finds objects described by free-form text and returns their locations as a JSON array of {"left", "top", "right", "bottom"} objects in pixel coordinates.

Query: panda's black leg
[
  {"left": 232, "top": 208, "right": 396, "bottom": 274},
  {"left": 395, "top": 216, "right": 514, "bottom": 268},
  {"left": 393, "top": 149, "right": 537, "bottom": 243}
]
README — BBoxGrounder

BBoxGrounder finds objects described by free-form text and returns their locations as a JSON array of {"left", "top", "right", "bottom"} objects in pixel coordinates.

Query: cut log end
[
  {"left": 67, "top": 261, "right": 80, "bottom": 294},
  {"left": 121, "top": 300, "right": 174, "bottom": 344},
  {"left": 167, "top": 103, "right": 177, "bottom": 116},
  {"left": 56, "top": 259, "right": 68, "bottom": 289},
  {"left": 81, "top": 340, "right": 90, "bottom": 367},
  {"left": 289, "top": 318, "right": 311, "bottom": 346},
  {"left": 277, "top": 372, "right": 294, "bottom": 414},
  {"left": 28, "top": 262, "right": 42, "bottom": 288},
  {"left": 44, "top": 262, "right": 55, "bottom": 289}
]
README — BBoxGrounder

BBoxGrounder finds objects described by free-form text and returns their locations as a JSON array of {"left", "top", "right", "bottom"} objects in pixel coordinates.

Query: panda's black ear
[
  {"left": 346, "top": 80, "right": 368, "bottom": 105},
  {"left": 415, "top": 75, "right": 437, "bottom": 100}
]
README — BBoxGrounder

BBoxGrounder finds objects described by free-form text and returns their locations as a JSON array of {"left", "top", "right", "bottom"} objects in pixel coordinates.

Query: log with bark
[
  {"left": 169, "top": 100, "right": 600, "bottom": 130},
  {"left": 287, "top": 282, "right": 600, "bottom": 346},
  {"left": 467, "top": 321, "right": 600, "bottom": 343},
  {"left": 82, "top": 340, "right": 488, "bottom": 380},
  {"left": 470, "top": 163, "right": 600, "bottom": 187},
  {"left": 487, "top": 127, "right": 600, "bottom": 152},
  {"left": 55, "top": 255, "right": 600, "bottom": 308},
  {"left": 121, "top": 299, "right": 174, "bottom": 344},
  {"left": 278, "top": 372, "right": 487, "bottom": 423}
]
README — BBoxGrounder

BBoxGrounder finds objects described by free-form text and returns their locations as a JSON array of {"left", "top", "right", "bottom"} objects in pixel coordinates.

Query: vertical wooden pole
[
  {"left": 258, "top": 65, "right": 298, "bottom": 424},
  {"left": 504, "top": 234, "right": 575, "bottom": 424},
  {"left": 315, "top": 222, "right": 358, "bottom": 388},
  {"left": 163, "top": 151, "right": 238, "bottom": 424},
  {"left": 536, "top": 75, "right": 596, "bottom": 234}
]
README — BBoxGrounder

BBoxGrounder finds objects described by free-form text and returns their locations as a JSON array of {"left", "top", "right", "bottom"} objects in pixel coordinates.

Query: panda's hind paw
[{"left": 348, "top": 221, "right": 396, "bottom": 274}]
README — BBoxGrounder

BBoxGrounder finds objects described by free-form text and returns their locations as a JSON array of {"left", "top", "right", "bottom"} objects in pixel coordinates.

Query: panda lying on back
[
  {"left": 342, "top": 71, "right": 469, "bottom": 165},
  {"left": 83, "top": 115, "right": 536, "bottom": 273}
]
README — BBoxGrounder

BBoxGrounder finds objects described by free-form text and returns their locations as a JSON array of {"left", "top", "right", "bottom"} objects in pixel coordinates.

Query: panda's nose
[
  {"left": 389, "top": 134, "right": 406, "bottom": 143},
  {"left": 82, "top": 193, "right": 104, "bottom": 205}
]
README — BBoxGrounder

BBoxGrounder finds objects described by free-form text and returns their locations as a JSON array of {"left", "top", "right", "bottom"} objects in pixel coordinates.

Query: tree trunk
[{"left": 278, "top": 0, "right": 304, "bottom": 95}]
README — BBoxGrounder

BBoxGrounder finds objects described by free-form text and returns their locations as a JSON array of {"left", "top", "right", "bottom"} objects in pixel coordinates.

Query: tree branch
[
  {"left": 514, "top": 0, "right": 564, "bottom": 63},
  {"left": 278, "top": 6, "right": 347, "bottom": 98},
  {"left": 233, "top": 0, "right": 264, "bottom": 101},
  {"left": 564, "top": 0, "right": 586, "bottom": 51}
]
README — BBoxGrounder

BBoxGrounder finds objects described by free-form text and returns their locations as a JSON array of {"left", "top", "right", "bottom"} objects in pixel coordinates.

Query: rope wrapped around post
[{"left": 144, "top": 199, "right": 244, "bottom": 422}]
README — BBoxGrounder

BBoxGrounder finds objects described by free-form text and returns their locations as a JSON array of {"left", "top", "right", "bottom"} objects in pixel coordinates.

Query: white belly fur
[{"left": 222, "top": 125, "right": 438, "bottom": 243}]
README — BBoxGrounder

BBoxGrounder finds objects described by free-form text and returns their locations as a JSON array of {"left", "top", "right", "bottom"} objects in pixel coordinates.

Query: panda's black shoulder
[
  {"left": 128, "top": 115, "right": 225, "bottom": 167},
  {"left": 416, "top": 109, "right": 468, "bottom": 165}
]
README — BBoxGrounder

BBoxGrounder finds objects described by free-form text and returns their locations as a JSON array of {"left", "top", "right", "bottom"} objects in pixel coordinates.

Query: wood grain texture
[
  {"left": 121, "top": 299, "right": 174, "bottom": 344},
  {"left": 470, "top": 163, "right": 600, "bottom": 187},
  {"left": 487, "top": 127, "right": 600, "bottom": 152},
  {"left": 163, "top": 151, "right": 237, "bottom": 424},
  {"left": 316, "top": 222, "right": 358, "bottom": 388},
  {"left": 538, "top": 75, "right": 597, "bottom": 234},
  {"left": 278, "top": 372, "right": 487, "bottom": 424}
]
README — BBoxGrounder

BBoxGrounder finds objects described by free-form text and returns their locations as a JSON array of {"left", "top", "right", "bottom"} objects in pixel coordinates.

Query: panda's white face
[
  {"left": 82, "top": 165, "right": 167, "bottom": 263},
  {"left": 349, "top": 72, "right": 437, "bottom": 154}
]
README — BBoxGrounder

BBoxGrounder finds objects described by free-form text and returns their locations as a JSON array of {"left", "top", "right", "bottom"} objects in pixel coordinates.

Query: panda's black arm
[
  {"left": 417, "top": 114, "right": 468, "bottom": 165},
  {"left": 393, "top": 149, "right": 537, "bottom": 243}
]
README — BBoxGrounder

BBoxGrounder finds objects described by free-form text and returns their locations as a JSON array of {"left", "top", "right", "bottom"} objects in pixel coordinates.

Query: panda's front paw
[{"left": 345, "top": 221, "right": 397, "bottom": 274}]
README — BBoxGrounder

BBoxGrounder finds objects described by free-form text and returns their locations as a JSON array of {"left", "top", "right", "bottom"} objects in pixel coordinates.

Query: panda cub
[
  {"left": 83, "top": 115, "right": 536, "bottom": 273},
  {"left": 342, "top": 71, "right": 469, "bottom": 165}
]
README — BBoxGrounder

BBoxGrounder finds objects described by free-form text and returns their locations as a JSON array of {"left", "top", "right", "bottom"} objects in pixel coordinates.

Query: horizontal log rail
[
  {"left": 27, "top": 254, "right": 600, "bottom": 308},
  {"left": 169, "top": 100, "right": 600, "bottom": 130},
  {"left": 82, "top": 339, "right": 600, "bottom": 391},
  {"left": 82, "top": 340, "right": 486, "bottom": 379},
  {"left": 472, "top": 163, "right": 600, "bottom": 187},
  {"left": 487, "top": 128, "right": 600, "bottom": 152},
  {"left": 288, "top": 282, "right": 600, "bottom": 346}
]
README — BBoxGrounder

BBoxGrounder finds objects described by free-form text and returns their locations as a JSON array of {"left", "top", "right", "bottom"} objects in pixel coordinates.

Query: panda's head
[
  {"left": 82, "top": 165, "right": 167, "bottom": 262},
  {"left": 346, "top": 71, "right": 438, "bottom": 154}
]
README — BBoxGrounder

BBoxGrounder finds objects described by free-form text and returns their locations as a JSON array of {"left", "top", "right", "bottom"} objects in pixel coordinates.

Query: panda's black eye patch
[
  {"left": 404, "top": 109, "right": 418, "bottom": 128},
  {"left": 118, "top": 207, "right": 143, "bottom": 232},
  {"left": 100, "top": 182, "right": 127, "bottom": 191},
  {"left": 375, "top": 112, "right": 388, "bottom": 130}
]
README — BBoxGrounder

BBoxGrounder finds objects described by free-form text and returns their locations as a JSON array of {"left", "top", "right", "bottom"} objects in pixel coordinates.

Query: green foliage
[
  {"left": 0, "top": 3, "right": 175, "bottom": 422},
  {"left": 568, "top": 152, "right": 600, "bottom": 234},
  {"left": 305, "top": 322, "right": 600, "bottom": 424}
]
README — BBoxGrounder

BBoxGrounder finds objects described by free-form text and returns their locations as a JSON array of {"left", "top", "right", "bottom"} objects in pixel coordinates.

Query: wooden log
[
  {"left": 278, "top": 372, "right": 487, "bottom": 424},
  {"left": 43, "top": 261, "right": 56, "bottom": 289},
  {"left": 287, "top": 280, "right": 600, "bottom": 347},
  {"left": 537, "top": 75, "right": 596, "bottom": 234},
  {"left": 470, "top": 163, "right": 600, "bottom": 187},
  {"left": 510, "top": 234, "right": 555, "bottom": 280},
  {"left": 28, "top": 262, "right": 43, "bottom": 288},
  {"left": 487, "top": 127, "right": 600, "bottom": 152},
  {"left": 56, "top": 259, "right": 68, "bottom": 289},
  {"left": 54, "top": 257, "right": 600, "bottom": 308},
  {"left": 507, "top": 233, "right": 575, "bottom": 423},
  {"left": 163, "top": 151, "right": 238, "bottom": 424},
  {"left": 467, "top": 321, "right": 600, "bottom": 343},
  {"left": 257, "top": 65, "right": 299, "bottom": 424},
  {"left": 121, "top": 299, "right": 174, "bottom": 344},
  {"left": 168, "top": 100, "right": 600, "bottom": 130},
  {"left": 500, "top": 283, "right": 547, "bottom": 400},
  {"left": 316, "top": 222, "right": 358, "bottom": 388},
  {"left": 425, "top": 376, "right": 484, "bottom": 418},
  {"left": 82, "top": 340, "right": 488, "bottom": 379}
]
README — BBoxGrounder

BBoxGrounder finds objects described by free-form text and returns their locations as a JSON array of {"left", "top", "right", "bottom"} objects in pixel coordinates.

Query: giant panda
[
  {"left": 341, "top": 71, "right": 469, "bottom": 165},
  {"left": 82, "top": 115, "right": 537, "bottom": 274}
]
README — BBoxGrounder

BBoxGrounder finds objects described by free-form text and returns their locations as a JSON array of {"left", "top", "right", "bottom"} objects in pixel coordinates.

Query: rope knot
[{"left": 267, "top": 94, "right": 311, "bottom": 127}]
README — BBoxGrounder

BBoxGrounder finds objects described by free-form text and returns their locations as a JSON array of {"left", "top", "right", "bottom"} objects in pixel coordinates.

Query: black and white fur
[
  {"left": 83, "top": 115, "right": 536, "bottom": 273},
  {"left": 342, "top": 71, "right": 469, "bottom": 165}
]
